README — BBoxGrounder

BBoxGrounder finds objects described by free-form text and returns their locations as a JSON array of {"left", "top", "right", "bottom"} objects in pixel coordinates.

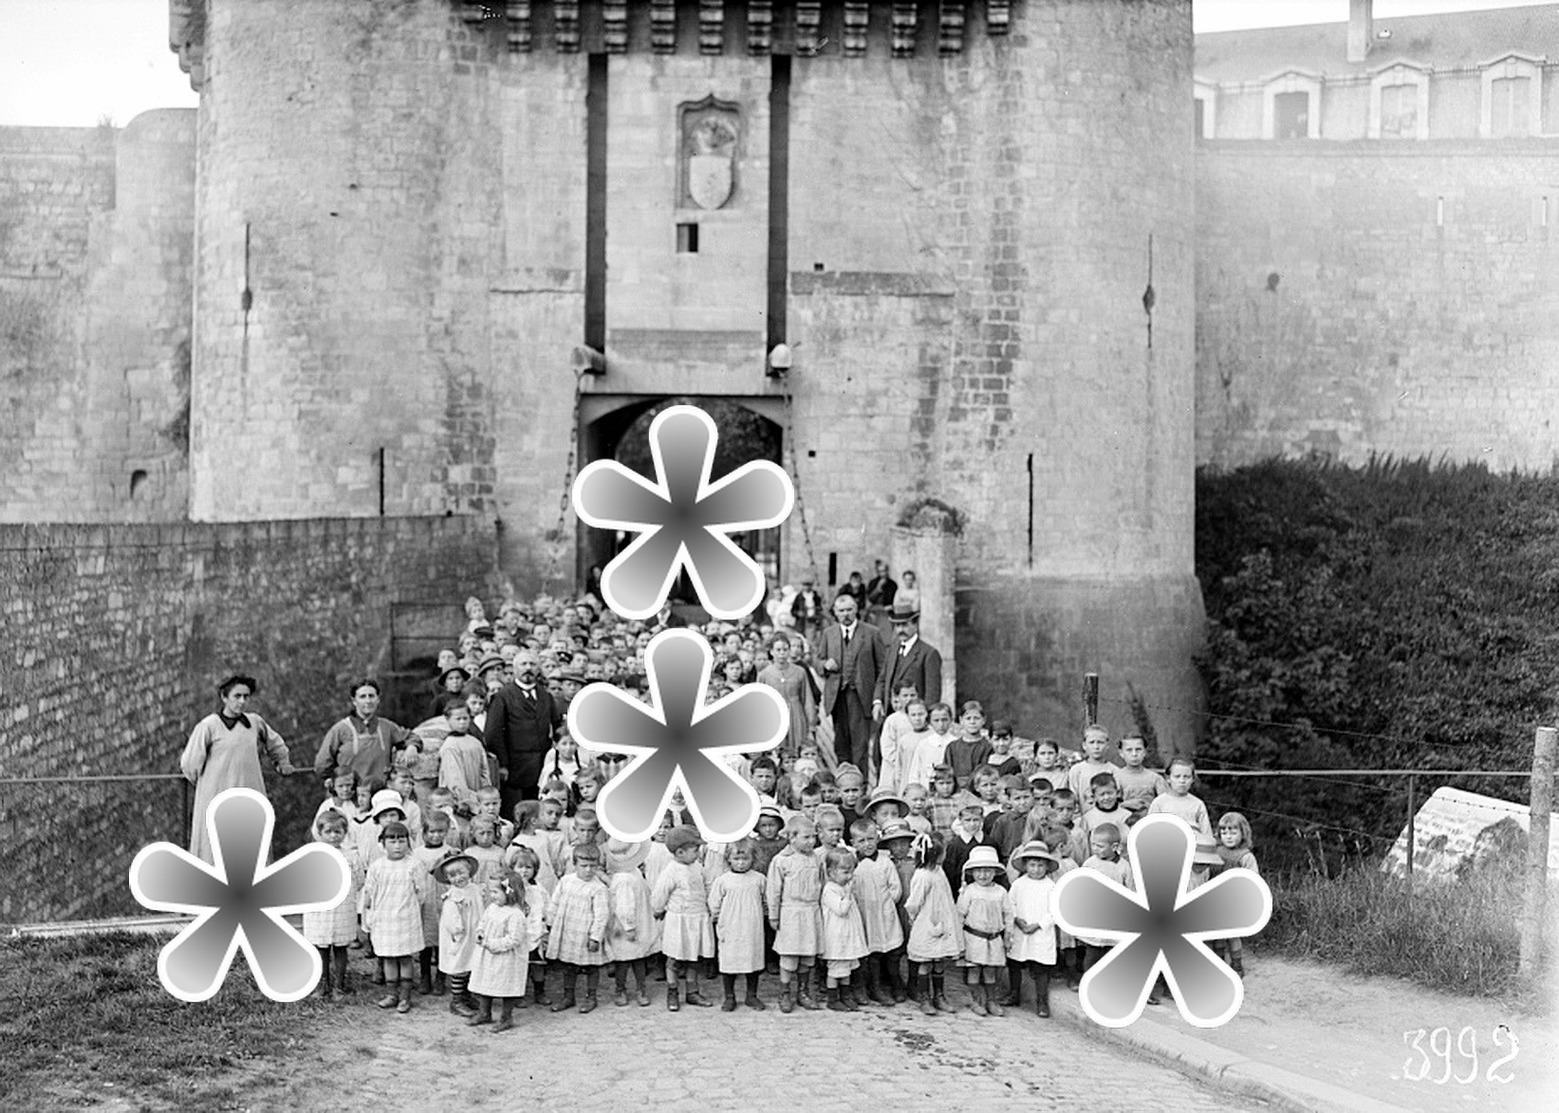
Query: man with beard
[
  {"left": 813, "top": 594, "right": 884, "bottom": 773},
  {"left": 483, "top": 648, "right": 564, "bottom": 812}
]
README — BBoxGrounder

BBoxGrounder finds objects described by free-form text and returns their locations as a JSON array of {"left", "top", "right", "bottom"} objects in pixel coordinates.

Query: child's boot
[
  {"left": 744, "top": 972, "right": 766, "bottom": 1011},
  {"left": 843, "top": 972, "right": 863, "bottom": 1011},
  {"left": 887, "top": 955, "right": 907, "bottom": 1003},
  {"left": 531, "top": 968, "right": 550, "bottom": 1007},
  {"left": 448, "top": 974, "right": 477, "bottom": 1018},
  {"left": 492, "top": 997, "right": 515, "bottom": 1034},
  {"left": 433, "top": 970, "right": 447, "bottom": 996},
  {"left": 864, "top": 961, "right": 892, "bottom": 1006},
  {"left": 418, "top": 952, "right": 434, "bottom": 996},
  {"left": 396, "top": 978, "right": 413, "bottom": 1014},
  {"left": 467, "top": 994, "right": 493, "bottom": 1026},
  {"left": 778, "top": 979, "right": 794, "bottom": 1014},
  {"left": 826, "top": 985, "right": 850, "bottom": 1013},
  {"left": 1230, "top": 951, "right": 1245, "bottom": 977},
  {"left": 579, "top": 969, "right": 600, "bottom": 1014},
  {"left": 683, "top": 981, "right": 714, "bottom": 1008},
  {"left": 721, "top": 973, "right": 738, "bottom": 1012},
  {"left": 918, "top": 973, "right": 938, "bottom": 1016},
  {"left": 984, "top": 982, "right": 1006, "bottom": 1017},
  {"left": 666, "top": 986, "right": 681, "bottom": 1012},
  {"left": 635, "top": 966, "right": 651, "bottom": 1008},
  {"left": 998, "top": 962, "right": 1022, "bottom": 1007},
  {"left": 932, "top": 973, "right": 957, "bottom": 1014},
  {"left": 551, "top": 968, "right": 578, "bottom": 1013},
  {"left": 967, "top": 983, "right": 988, "bottom": 1017},
  {"left": 796, "top": 974, "right": 823, "bottom": 1011},
  {"left": 1033, "top": 966, "right": 1051, "bottom": 1018},
  {"left": 371, "top": 958, "right": 386, "bottom": 986},
  {"left": 376, "top": 978, "right": 398, "bottom": 1010},
  {"left": 333, "top": 948, "right": 351, "bottom": 997}
]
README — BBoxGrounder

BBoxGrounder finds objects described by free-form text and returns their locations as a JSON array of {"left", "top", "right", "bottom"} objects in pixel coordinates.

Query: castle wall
[
  {"left": 0, "top": 515, "right": 497, "bottom": 923},
  {"left": 189, "top": 0, "right": 503, "bottom": 520},
  {"left": 783, "top": 2, "right": 1203, "bottom": 749},
  {"left": 1196, "top": 141, "right": 1559, "bottom": 471},
  {"left": 0, "top": 112, "right": 194, "bottom": 522}
]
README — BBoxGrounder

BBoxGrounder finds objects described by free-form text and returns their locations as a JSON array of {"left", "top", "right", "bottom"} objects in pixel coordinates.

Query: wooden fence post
[{"left": 1520, "top": 726, "right": 1557, "bottom": 981}]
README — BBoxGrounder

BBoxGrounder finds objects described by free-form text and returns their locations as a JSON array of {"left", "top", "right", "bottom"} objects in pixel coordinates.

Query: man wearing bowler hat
[{"left": 873, "top": 601, "right": 943, "bottom": 721}]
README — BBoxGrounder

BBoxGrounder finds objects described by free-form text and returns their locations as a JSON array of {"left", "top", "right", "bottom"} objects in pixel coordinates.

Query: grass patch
[
  {"left": 1259, "top": 864, "right": 1538, "bottom": 1007},
  {"left": 0, "top": 931, "right": 315, "bottom": 1107}
]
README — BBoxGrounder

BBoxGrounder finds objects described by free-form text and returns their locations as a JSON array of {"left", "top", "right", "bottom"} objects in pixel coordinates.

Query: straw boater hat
[
  {"left": 864, "top": 787, "right": 910, "bottom": 815},
  {"left": 369, "top": 789, "right": 405, "bottom": 822},
  {"left": 431, "top": 852, "right": 479, "bottom": 884},
  {"left": 887, "top": 601, "right": 920, "bottom": 623},
  {"left": 1192, "top": 836, "right": 1224, "bottom": 868},
  {"left": 1009, "top": 840, "right": 1060, "bottom": 871},
  {"left": 603, "top": 837, "right": 650, "bottom": 873},
  {"left": 962, "top": 844, "right": 1003, "bottom": 876},
  {"left": 475, "top": 654, "right": 507, "bottom": 679},
  {"left": 877, "top": 819, "right": 916, "bottom": 845}
]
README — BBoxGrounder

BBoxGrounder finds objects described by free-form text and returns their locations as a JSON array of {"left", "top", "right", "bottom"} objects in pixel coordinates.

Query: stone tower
[{"left": 171, "top": 0, "right": 1204, "bottom": 751}]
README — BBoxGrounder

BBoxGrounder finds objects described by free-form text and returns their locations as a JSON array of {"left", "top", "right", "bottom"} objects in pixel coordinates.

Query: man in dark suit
[
  {"left": 874, "top": 601, "right": 943, "bottom": 716},
  {"left": 813, "top": 593, "right": 884, "bottom": 773},
  {"left": 483, "top": 648, "right": 563, "bottom": 813}
]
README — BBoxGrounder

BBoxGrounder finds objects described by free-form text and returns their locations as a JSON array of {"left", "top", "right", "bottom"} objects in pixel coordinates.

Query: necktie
[{"left": 900, "top": 645, "right": 909, "bottom": 658}]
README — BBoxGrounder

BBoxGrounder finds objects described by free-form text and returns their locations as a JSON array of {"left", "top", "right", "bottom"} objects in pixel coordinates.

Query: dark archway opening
[{"left": 578, "top": 396, "right": 783, "bottom": 621}]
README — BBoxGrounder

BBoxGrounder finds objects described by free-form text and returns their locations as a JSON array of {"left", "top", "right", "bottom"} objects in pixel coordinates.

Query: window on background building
[
  {"left": 1379, "top": 83, "right": 1417, "bottom": 138},
  {"left": 1274, "top": 91, "right": 1310, "bottom": 139},
  {"left": 1490, "top": 76, "right": 1532, "bottom": 137}
]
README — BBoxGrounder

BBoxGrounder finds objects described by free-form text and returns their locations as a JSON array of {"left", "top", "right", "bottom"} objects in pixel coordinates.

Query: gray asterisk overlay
[
  {"left": 129, "top": 787, "right": 350, "bottom": 1003},
  {"left": 1052, "top": 814, "right": 1271, "bottom": 1029},
  {"left": 570, "top": 629, "right": 788, "bottom": 842},
  {"left": 571, "top": 404, "right": 793, "bottom": 621}
]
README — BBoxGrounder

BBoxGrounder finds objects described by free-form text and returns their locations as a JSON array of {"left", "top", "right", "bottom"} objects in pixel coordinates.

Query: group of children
[{"left": 302, "top": 715, "right": 1261, "bottom": 1030}]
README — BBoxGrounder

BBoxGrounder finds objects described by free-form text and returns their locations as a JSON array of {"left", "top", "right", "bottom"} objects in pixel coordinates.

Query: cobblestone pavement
[{"left": 248, "top": 976, "right": 1251, "bottom": 1111}]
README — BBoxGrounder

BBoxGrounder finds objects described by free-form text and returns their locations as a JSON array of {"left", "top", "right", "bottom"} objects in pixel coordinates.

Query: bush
[{"left": 1195, "top": 456, "right": 1559, "bottom": 872}]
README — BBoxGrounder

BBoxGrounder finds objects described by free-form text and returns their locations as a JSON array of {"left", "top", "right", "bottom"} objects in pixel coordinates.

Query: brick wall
[
  {"left": 0, "top": 515, "right": 497, "bottom": 923},
  {"left": 0, "top": 112, "right": 195, "bottom": 522},
  {"left": 1197, "top": 141, "right": 1559, "bottom": 471}
]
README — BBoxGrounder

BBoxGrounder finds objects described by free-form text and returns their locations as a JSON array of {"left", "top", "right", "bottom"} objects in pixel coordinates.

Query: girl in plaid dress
[
  {"left": 603, "top": 838, "right": 658, "bottom": 1008},
  {"left": 545, "top": 843, "right": 611, "bottom": 1014},
  {"left": 302, "top": 809, "right": 362, "bottom": 1002},
  {"left": 468, "top": 870, "right": 545, "bottom": 1034},
  {"left": 360, "top": 820, "right": 428, "bottom": 1014}
]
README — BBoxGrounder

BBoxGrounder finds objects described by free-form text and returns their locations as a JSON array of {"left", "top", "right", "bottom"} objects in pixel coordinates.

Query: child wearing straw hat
[
  {"left": 435, "top": 851, "right": 484, "bottom": 1017},
  {"left": 1006, "top": 840, "right": 1060, "bottom": 1017},
  {"left": 956, "top": 844, "right": 1014, "bottom": 1017},
  {"left": 603, "top": 838, "right": 658, "bottom": 1007}
]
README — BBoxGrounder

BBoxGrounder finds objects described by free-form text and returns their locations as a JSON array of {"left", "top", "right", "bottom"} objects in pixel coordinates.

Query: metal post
[
  {"left": 1083, "top": 673, "right": 1099, "bottom": 726},
  {"left": 1520, "top": 726, "right": 1557, "bottom": 981}
]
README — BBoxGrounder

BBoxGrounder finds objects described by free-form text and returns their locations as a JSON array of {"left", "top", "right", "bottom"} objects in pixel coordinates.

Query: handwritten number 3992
[{"left": 1402, "top": 1025, "right": 1518, "bottom": 1084}]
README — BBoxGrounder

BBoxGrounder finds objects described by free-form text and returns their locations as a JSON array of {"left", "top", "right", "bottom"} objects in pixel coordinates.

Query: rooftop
[{"left": 1195, "top": 5, "right": 1559, "bottom": 83}]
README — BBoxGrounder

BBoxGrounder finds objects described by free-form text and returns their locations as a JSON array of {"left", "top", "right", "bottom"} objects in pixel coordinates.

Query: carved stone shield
[{"left": 688, "top": 153, "right": 733, "bottom": 210}]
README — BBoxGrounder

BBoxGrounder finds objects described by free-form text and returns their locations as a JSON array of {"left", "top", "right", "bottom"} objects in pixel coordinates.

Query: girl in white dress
[
  {"left": 468, "top": 870, "right": 545, "bottom": 1033},
  {"left": 707, "top": 838, "right": 767, "bottom": 1011},
  {"left": 1006, "top": 840, "right": 1059, "bottom": 1017}
]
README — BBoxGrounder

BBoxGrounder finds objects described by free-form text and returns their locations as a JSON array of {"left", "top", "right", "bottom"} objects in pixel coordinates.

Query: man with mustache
[{"left": 483, "top": 648, "right": 564, "bottom": 813}]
